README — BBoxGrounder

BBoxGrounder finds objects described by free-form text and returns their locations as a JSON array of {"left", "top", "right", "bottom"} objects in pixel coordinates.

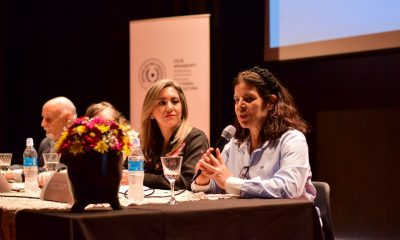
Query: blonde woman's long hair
[{"left": 140, "top": 79, "right": 192, "bottom": 160}]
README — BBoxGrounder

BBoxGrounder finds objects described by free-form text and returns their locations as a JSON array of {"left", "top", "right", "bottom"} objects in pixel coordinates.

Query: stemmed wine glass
[
  {"left": 0, "top": 153, "right": 12, "bottom": 175},
  {"left": 160, "top": 156, "right": 183, "bottom": 205}
]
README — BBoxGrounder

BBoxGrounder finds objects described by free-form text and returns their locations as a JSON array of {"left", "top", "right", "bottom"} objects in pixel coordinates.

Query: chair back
[{"left": 313, "top": 181, "right": 334, "bottom": 240}]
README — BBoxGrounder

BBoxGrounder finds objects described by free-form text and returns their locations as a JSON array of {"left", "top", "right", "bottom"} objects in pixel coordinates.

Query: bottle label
[
  {"left": 23, "top": 157, "right": 37, "bottom": 166},
  {"left": 128, "top": 159, "right": 144, "bottom": 171}
]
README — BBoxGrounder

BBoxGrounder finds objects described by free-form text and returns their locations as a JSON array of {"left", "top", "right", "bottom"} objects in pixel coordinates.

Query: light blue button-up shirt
[{"left": 207, "top": 129, "right": 316, "bottom": 201}]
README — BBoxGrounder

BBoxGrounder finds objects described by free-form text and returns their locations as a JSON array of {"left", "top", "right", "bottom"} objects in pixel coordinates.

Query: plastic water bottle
[
  {"left": 128, "top": 138, "right": 144, "bottom": 203},
  {"left": 23, "top": 138, "right": 39, "bottom": 193}
]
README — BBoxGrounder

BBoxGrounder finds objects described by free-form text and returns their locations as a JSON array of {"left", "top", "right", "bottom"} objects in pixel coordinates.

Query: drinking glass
[
  {"left": 160, "top": 156, "right": 183, "bottom": 205},
  {"left": 0, "top": 153, "right": 12, "bottom": 175},
  {"left": 43, "top": 153, "right": 60, "bottom": 172}
]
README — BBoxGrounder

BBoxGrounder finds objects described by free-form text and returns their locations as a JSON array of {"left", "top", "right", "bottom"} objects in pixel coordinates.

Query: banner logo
[{"left": 138, "top": 58, "right": 166, "bottom": 90}]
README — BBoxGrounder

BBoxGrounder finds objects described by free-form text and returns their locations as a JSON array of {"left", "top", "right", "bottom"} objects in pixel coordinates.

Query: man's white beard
[{"left": 46, "top": 133, "right": 55, "bottom": 140}]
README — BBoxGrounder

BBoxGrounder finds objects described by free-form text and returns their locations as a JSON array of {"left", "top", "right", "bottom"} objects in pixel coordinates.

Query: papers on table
[{"left": 118, "top": 185, "right": 235, "bottom": 206}]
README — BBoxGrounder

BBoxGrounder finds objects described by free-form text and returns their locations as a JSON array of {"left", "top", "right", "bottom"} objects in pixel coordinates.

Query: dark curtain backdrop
[
  {"left": 3, "top": 0, "right": 264, "bottom": 160},
  {"left": 2, "top": 0, "right": 400, "bottom": 238}
]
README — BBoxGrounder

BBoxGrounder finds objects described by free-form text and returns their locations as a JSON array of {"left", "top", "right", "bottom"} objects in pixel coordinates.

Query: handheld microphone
[{"left": 192, "top": 125, "right": 236, "bottom": 182}]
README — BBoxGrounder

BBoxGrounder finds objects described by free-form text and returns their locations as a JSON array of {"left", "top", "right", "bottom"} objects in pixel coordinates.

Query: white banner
[{"left": 129, "top": 14, "right": 210, "bottom": 138}]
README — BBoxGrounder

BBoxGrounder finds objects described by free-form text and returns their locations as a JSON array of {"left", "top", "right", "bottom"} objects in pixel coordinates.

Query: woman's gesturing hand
[{"left": 196, "top": 148, "right": 232, "bottom": 190}]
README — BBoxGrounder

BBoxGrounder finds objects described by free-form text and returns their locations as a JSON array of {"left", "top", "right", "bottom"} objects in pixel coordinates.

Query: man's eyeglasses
[{"left": 239, "top": 166, "right": 250, "bottom": 179}]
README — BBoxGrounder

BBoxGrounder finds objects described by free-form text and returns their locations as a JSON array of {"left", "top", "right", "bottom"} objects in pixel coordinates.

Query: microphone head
[{"left": 221, "top": 125, "right": 236, "bottom": 140}]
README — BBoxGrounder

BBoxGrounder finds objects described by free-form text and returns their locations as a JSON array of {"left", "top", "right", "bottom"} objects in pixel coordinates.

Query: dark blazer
[{"left": 144, "top": 127, "right": 209, "bottom": 190}]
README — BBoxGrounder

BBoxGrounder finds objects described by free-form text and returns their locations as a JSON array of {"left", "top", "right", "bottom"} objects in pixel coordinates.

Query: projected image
[{"left": 265, "top": 0, "right": 400, "bottom": 61}]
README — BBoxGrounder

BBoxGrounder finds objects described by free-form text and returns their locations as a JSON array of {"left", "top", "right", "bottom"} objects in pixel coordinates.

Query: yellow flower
[
  {"left": 94, "top": 140, "right": 109, "bottom": 153},
  {"left": 120, "top": 125, "right": 130, "bottom": 132},
  {"left": 96, "top": 124, "right": 110, "bottom": 133},
  {"left": 75, "top": 125, "right": 87, "bottom": 134},
  {"left": 69, "top": 141, "right": 85, "bottom": 155},
  {"left": 122, "top": 144, "right": 131, "bottom": 155},
  {"left": 55, "top": 131, "right": 68, "bottom": 150}
]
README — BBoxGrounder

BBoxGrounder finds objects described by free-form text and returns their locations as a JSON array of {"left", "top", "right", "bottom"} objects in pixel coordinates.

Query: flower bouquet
[
  {"left": 56, "top": 116, "right": 132, "bottom": 212},
  {"left": 56, "top": 116, "right": 132, "bottom": 157}
]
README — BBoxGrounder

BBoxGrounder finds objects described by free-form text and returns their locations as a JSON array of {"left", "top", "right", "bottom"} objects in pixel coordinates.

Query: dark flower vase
[{"left": 63, "top": 151, "right": 123, "bottom": 212}]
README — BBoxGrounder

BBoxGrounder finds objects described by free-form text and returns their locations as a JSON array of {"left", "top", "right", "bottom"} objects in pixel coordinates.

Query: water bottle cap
[
  {"left": 133, "top": 138, "right": 140, "bottom": 148},
  {"left": 26, "top": 138, "right": 34, "bottom": 146}
]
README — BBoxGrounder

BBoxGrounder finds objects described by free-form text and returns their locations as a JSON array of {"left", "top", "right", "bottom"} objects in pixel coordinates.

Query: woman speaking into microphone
[{"left": 191, "top": 66, "right": 316, "bottom": 201}]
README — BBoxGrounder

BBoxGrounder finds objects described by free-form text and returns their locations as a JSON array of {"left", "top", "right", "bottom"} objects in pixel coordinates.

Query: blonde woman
[{"left": 141, "top": 79, "right": 209, "bottom": 190}]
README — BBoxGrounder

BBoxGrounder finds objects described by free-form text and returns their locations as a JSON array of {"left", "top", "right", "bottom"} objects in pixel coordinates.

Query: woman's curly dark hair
[{"left": 233, "top": 66, "right": 309, "bottom": 143}]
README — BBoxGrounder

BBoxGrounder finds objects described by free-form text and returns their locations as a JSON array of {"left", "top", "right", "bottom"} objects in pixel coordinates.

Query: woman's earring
[{"left": 150, "top": 115, "right": 154, "bottom": 119}]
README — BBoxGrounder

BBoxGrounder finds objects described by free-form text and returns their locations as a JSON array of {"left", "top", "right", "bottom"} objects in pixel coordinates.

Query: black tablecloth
[{"left": 16, "top": 198, "right": 323, "bottom": 240}]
